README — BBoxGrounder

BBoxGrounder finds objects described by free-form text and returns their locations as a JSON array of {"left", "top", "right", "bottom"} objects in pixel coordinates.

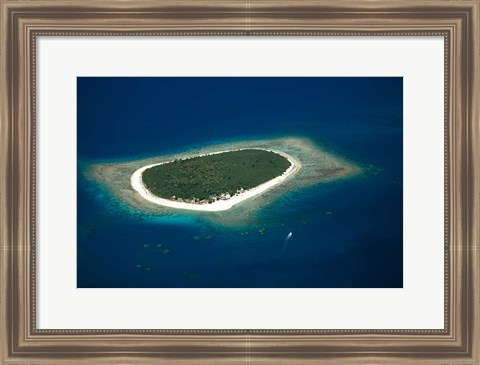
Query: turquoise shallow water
[{"left": 77, "top": 77, "right": 403, "bottom": 288}]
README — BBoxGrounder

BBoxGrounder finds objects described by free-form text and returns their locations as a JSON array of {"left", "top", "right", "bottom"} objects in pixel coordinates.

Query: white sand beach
[{"left": 130, "top": 149, "right": 301, "bottom": 212}]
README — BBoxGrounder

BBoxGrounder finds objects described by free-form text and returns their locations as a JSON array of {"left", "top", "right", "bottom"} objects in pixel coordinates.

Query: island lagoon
[{"left": 77, "top": 77, "right": 403, "bottom": 288}]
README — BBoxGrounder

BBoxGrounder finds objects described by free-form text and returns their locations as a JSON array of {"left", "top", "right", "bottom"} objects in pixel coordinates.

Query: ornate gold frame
[{"left": 1, "top": 1, "right": 479, "bottom": 364}]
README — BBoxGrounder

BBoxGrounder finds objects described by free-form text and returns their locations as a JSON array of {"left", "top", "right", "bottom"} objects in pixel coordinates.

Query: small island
[
  {"left": 85, "top": 137, "right": 361, "bottom": 221},
  {"left": 131, "top": 149, "right": 300, "bottom": 211}
]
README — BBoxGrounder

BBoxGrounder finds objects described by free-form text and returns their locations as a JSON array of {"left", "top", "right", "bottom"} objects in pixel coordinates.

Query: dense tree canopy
[{"left": 141, "top": 149, "right": 291, "bottom": 203}]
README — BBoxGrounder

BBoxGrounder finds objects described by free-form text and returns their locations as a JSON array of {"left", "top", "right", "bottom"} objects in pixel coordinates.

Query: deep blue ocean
[{"left": 77, "top": 77, "right": 403, "bottom": 288}]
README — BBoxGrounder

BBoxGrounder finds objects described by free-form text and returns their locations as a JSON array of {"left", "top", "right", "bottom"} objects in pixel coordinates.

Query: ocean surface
[{"left": 77, "top": 77, "right": 403, "bottom": 288}]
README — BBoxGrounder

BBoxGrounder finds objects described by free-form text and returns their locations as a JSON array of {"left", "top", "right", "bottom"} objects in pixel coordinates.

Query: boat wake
[{"left": 282, "top": 231, "right": 293, "bottom": 254}]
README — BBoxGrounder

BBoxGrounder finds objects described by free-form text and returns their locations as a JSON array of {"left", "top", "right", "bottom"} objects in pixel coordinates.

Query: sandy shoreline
[{"left": 130, "top": 149, "right": 301, "bottom": 212}]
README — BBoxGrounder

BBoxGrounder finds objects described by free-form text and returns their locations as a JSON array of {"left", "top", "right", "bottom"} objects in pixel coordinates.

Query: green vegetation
[{"left": 141, "top": 149, "right": 291, "bottom": 203}]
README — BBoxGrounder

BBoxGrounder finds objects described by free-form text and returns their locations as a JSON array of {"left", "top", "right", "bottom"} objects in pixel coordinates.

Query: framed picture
[{"left": 0, "top": 1, "right": 478, "bottom": 364}]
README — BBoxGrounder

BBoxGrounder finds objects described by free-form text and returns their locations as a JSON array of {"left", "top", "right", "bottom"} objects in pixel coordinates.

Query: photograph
[{"left": 77, "top": 77, "right": 403, "bottom": 288}]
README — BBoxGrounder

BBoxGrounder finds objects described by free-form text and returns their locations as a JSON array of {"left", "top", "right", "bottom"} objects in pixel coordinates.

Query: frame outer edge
[
  {"left": 1, "top": 0, "right": 480, "bottom": 364},
  {"left": 470, "top": 1, "right": 479, "bottom": 364},
  {"left": 0, "top": 1, "right": 12, "bottom": 364},
  {"left": 0, "top": 3, "right": 5, "bottom": 365}
]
